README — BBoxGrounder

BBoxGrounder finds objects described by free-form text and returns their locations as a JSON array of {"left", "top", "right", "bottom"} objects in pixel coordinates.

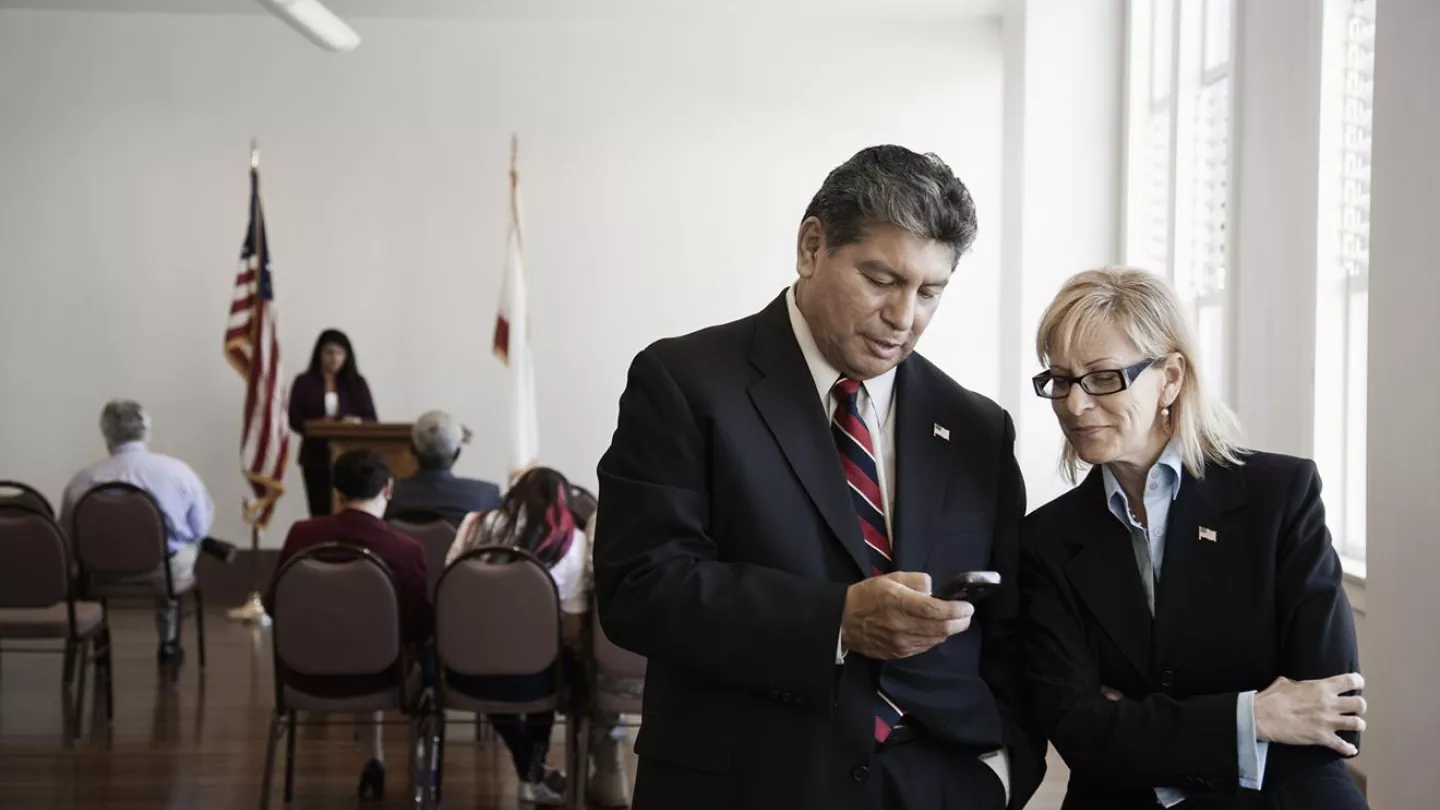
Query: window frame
[
  {"left": 1122, "top": 0, "right": 1239, "bottom": 402},
  {"left": 1313, "top": 0, "right": 1376, "bottom": 573}
]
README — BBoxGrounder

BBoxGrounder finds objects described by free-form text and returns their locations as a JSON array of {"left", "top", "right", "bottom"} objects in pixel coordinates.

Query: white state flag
[{"left": 493, "top": 136, "right": 540, "bottom": 476}]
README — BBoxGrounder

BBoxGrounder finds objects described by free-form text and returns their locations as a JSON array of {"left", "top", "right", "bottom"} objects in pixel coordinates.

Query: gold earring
[{"left": 1162, "top": 406, "right": 1172, "bottom": 432}]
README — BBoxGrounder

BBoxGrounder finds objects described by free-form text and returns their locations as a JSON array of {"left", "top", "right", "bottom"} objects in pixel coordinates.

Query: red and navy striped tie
[{"left": 831, "top": 378, "right": 904, "bottom": 743}]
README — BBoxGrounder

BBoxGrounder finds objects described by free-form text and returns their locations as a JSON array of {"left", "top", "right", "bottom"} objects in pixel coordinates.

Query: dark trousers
[
  {"left": 301, "top": 463, "right": 332, "bottom": 518},
  {"left": 872, "top": 738, "right": 1008, "bottom": 810},
  {"left": 447, "top": 665, "right": 561, "bottom": 783},
  {"left": 489, "top": 712, "right": 557, "bottom": 782}
]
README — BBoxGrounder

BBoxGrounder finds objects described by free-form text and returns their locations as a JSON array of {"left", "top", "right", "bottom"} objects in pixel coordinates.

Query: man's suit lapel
[
  {"left": 1063, "top": 470, "right": 1155, "bottom": 681},
  {"left": 892, "top": 360, "right": 954, "bottom": 573},
  {"left": 1154, "top": 463, "right": 1246, "bottom": 663},
  {"left": 747, "top": 294, "right": 870, "bottom": 577}
]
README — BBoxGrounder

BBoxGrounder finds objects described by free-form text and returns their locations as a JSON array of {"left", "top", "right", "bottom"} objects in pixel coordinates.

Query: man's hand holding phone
[{"left": 840, "top": 572, "right": 975, "bottom": 660}]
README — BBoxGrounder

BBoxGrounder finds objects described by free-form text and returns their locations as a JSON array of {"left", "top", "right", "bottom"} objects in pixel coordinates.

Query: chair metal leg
[
  {"left": 282, "top": 711, "right": 297, "bottom": 806},
  {"left": 406, "top": 709, "right": 420, "bottom": 801},
  {"left": 71, "top": 640, "right": 90, "bottom": 744},
  {"left": 59, "top": 643, "right": 75, "bottom": 747},
  {"left": 434, "top": 712, "right": 446, "bottom": 805},
  {"left": 61, "top": 640, "right": 76, "bottom": 687},
  {"left": 259, "top": 713, "right": 283, "bottom": 810},
  {"left": 193, "top": 589, "right": 207, "bottom": 669},
  {"left": 103, "top": 625, "right": 115, "bottom": 723}
]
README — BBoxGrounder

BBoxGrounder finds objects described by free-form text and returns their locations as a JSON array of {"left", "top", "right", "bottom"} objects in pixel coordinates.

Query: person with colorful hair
[{"left": 445, "top": 467, "right": 589, "bottom": 806}]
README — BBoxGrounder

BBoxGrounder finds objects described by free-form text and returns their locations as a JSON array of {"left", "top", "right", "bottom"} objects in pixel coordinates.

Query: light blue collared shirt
[
  {"left": 60, "top": 442, "right": 214, "bottom": 553},
  {"left": 1102, "top": 443, "right": 1268, "bottom": 805}
]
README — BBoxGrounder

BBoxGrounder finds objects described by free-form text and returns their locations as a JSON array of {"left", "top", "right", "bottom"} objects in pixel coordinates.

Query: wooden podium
[{"left": 305, "top": 421, "right": 417, "bottom": 513}]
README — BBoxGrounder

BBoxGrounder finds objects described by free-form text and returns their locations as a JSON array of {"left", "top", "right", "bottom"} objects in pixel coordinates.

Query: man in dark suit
[
  {"left": 594, "top": 146, "right": 1045, "bottom": 810},
  {"left": 267, "top": 449, "right": 432, "bottom": 650},
  {"left": 385, "top": 410, "right": 501, "bottom": 525}
]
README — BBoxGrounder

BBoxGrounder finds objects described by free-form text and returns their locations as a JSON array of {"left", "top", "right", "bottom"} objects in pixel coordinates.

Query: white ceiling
[{"left": 0, "top": 0, "right": 1003, "bottom": 19}]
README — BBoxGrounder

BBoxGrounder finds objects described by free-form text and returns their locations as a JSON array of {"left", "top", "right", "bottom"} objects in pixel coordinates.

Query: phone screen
[{"left": 934, "top": 570, "right": 1002, "bottom": 602}]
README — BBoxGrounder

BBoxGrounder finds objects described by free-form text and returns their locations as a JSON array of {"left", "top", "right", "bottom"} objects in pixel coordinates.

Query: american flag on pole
[
  {"left": 493, "top": 135, "right": 540, "bottom": 476},
  {"left": 224, "top": 157, "right": 291, "bottom": 527}
]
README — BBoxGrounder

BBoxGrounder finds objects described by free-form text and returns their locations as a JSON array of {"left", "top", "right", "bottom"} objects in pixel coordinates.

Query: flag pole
[
  {"left": 227, "top": 503, "right": 271, "bottom": 626},
  {"left": 228, "top": 138, "right": 272, "bottom": 627}
]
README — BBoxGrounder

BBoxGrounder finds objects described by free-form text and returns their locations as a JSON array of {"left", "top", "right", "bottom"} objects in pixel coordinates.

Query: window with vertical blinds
[
  {"left": 1124, "top": 0, "right": 1234, "bottom": 400},
  {"left": 1315, "top": 0, "right": 1375, "bottom": 568}
]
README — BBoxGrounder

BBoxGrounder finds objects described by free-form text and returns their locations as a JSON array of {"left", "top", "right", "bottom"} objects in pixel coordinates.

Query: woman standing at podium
[{"left": 289, "top": 329, "right": 378, "bottom": 517}]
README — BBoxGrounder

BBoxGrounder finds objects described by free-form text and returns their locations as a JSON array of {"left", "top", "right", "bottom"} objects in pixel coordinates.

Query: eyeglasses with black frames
[{"left": 1032, "top": 357, "right": 1160, "bottom": 399}]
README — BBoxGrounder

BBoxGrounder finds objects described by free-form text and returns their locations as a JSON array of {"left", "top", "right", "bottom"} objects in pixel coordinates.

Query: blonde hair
[{"left": 1036, "top": 267, "right": 1245, "bottom": 483}]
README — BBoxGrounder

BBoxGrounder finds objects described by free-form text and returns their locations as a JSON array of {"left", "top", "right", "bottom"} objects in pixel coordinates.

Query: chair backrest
[
  {"left": 0, "top": 481, "right": 54, "bottom": 519},
  {"left": 435, "top": 546, "right": 560, "bottom": 677},
  {"left": 0, "top": 506, "right": 71, "bottom": 609},
  {"left": 568, "top": 485, "right": 597, "bottom": 526},
  {"left": 271, "top": 543, "right": 402, "bottom": 677},
  {"left": 592, "top": 608, "right": 647, "bottom": 680},
  {"left": 389, "top": 518, "right": 456, "bottom": 598},
  {"left": 387, "top": 507, "right": 449, "bottom": 525},
  {"left": 71, "top": 483, "right": 167, "bottom": 576}
]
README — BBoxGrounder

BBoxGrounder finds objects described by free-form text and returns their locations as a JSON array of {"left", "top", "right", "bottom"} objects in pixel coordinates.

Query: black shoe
[
  {"left": 156, "top": 642, "right": 185, "bottom": 667},
  {"left": 200, "top": 536, "right": 238, "bottom": 564},
  {"left": 357, "top": 758, "right": 385, "bottom": 801}
]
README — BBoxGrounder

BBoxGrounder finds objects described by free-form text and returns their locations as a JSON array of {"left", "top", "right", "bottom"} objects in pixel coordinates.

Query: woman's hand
[
  {"left": 1255, "top": 673, "right": 1366, "bottom": 755},
  {"left": 342, "top": 415, "right": 363, "bottom": 425},
  {"left": 1100, "top": 686, "right": 1124, "bottom": 702}
]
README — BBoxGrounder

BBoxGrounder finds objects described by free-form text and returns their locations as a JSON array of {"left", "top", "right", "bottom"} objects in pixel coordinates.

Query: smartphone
[{"left": 934, "top": 570, "right": 1002, "bottom": 602}]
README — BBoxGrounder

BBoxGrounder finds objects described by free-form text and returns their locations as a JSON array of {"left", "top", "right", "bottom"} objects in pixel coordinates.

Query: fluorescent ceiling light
[{"left": 257, "top": 0, "right": 361, "bottom": 52}]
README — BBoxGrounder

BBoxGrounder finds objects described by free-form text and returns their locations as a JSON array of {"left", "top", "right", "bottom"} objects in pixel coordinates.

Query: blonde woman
[{"left": 1021, "top": 268, "right": 1367, "bottom": 810}]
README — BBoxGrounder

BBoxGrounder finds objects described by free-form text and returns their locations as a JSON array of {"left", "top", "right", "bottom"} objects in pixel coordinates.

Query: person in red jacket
[{"left": 265, "top": 448, "right": 430, "bottom": 802}]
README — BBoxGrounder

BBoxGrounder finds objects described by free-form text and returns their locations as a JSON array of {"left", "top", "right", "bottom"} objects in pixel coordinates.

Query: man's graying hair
[
  {"left": 100, "top": 400, "right": 150, "bottom": 447},
  {"left": 803, "top": 145, "right": 978, "bottom": 263}
]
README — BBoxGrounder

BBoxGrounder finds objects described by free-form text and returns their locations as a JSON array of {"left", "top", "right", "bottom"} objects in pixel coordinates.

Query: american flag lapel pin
[
  {"left": 1198, "top": 526, "right": 1218, "bottom": 543},
  {"left": 933, "top": 423, "right": 950, "bottom": 441}
]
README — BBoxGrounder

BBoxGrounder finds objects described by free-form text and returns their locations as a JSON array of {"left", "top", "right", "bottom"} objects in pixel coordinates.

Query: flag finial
[{"left": 250, "top": 139, "right": 259, "bottom": 170}]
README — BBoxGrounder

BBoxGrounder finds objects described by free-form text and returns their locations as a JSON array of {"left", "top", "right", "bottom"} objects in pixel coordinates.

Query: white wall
[
  {"left": 1364, "top": 0, "right": 1440, "bottom": 805},
  {"left": 0, "top": 10, "right": 1004, "bottom": 548},
  {"left": 1001, "top": 0, "right": 1125, "bottom": 509}
]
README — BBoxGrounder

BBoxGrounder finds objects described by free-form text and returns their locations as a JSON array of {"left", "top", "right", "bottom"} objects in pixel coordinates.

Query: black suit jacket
[
  {"left": 1021, "top": 452, "right": 1366, "bottom": 810},
  {"left": 595, "top": 292, "right": 1045, "bottom": 810},
  {"left": 385, "top": 469, "right": 501, "bottom": 526}
]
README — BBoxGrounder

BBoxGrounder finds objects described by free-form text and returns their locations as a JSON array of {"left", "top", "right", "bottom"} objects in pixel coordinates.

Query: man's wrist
[{"left": 1253, "top": 692, "right": 1271, "bottom": 741}]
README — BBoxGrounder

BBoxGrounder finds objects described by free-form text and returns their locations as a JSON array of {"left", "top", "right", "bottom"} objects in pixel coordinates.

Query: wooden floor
[{"left": 0, "top": 606, "right": 1070, "bottom": 809}]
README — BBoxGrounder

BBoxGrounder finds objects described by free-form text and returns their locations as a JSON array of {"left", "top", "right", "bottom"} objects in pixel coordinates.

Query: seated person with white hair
[
  {"left": 384, "top": 410, "right": 500, "bottom": 526},
  {"left": 60, "top": 399, "right": 215, "bottom": 665}
]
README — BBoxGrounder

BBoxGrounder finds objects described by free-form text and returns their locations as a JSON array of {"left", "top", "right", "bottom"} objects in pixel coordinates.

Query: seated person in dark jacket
[
  {"left": 385, "top": 409, "right": 501, "bottom": 526},
  {"left": 264, "top": 449, "right": 431, "bottom": 802}
]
